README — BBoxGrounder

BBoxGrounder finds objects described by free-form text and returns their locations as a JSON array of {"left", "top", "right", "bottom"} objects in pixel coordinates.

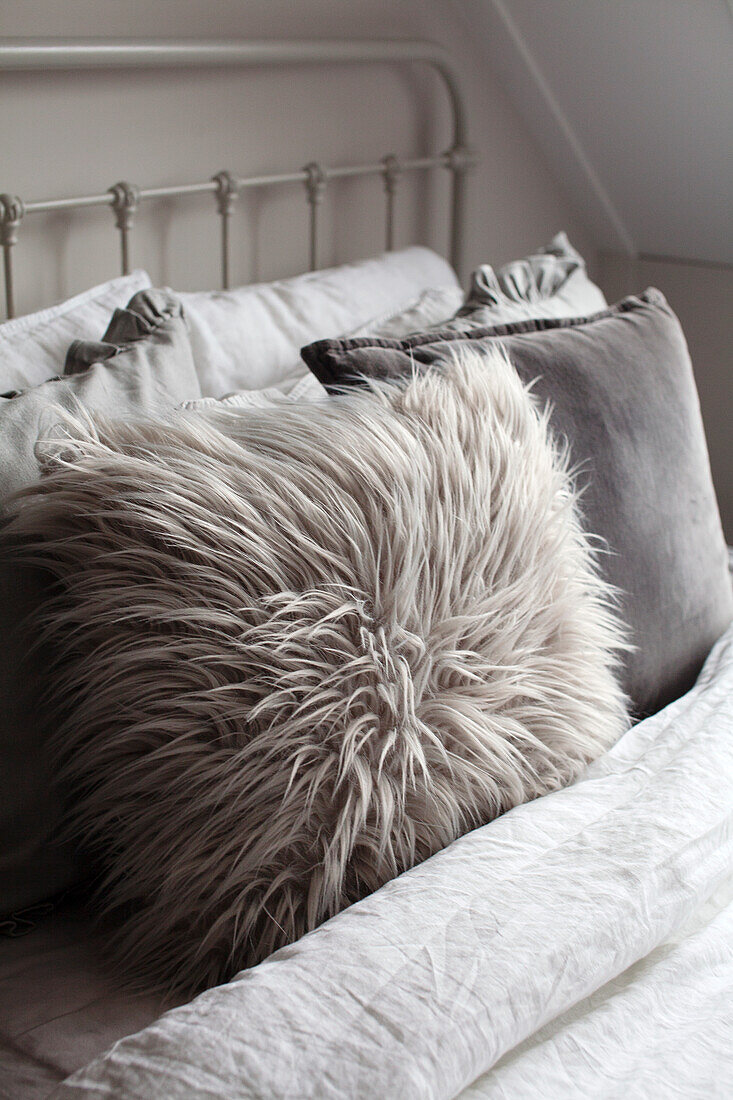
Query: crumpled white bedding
[
  {"left": 464, "top": 880, "right": 733, "bottom": 1099},
  {"left": 53, "top": 620, "right": 733, "bottom": 1099}
]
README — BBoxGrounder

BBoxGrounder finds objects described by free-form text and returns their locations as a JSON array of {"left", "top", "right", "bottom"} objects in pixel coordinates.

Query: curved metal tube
[
  {"left": 0, "top": 38, "right": 473, "bottom": 312},
  {"left": 0, "top": 38, "right": 468, "bottom": 150}
]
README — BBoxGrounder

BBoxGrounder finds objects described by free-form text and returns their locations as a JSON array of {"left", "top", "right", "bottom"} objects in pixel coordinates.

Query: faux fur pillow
[{"left": 4, "top": 347, "right": 627, "bottom": 994}]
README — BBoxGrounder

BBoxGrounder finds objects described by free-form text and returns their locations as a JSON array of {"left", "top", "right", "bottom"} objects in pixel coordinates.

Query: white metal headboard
[{"left": 0, "top": 38, "right": 475, "bottom": 319}]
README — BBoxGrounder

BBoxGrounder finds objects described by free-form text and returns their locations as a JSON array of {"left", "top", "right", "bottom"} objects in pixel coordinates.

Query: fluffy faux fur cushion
[{"left": 4, "top": 347, "right": 627, "bottom": 995}]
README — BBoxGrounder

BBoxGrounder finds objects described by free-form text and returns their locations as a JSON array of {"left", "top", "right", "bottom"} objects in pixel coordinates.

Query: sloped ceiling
[{"left": 453, "top": 0, "right": 733, "bottom": 263}]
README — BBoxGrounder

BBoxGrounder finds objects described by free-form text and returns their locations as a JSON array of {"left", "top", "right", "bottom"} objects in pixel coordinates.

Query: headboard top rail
[{"left": 0, "top": 37, "right": 475, "bottom": 318}]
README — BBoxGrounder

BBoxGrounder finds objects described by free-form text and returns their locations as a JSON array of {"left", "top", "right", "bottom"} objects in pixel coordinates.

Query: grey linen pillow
[
  {"left": 0, "top": 290, "right": 202, "bottom": 917},
  {"left": 301, "top": 290, "right": 733, "bottom": 718},
  {"left": 1, "top": 347, "right": 627, "bottom": 993},
  {"left": 0, "top": 271, "right": 152, "bottom": 394}
]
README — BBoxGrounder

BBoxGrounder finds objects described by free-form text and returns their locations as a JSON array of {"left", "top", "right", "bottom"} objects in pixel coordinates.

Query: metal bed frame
[{"left": 0, "top": 38, "right": 475, "bottom": 320}]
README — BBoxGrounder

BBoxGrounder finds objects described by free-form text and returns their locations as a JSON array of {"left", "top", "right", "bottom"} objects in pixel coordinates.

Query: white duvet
[{"left": 55, "top": 624, "right": 733, "bottom": 1099}]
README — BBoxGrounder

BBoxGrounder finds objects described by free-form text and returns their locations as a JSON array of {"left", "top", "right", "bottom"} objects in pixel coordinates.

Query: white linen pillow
[
  {"left": 180, "top": 371, "right": 327, "bottom": 411},
  {"left": 448, "top": 232, "right": 607, "bottom": 329},
  {"left": 176, "top": 247, "right": 459, "bottom": 398},
  {"left": 0, "top": 270, "right": 152, "bottom": 393},
  {"left": 349, "top": 285, "right": 465, "bottom": 339}
]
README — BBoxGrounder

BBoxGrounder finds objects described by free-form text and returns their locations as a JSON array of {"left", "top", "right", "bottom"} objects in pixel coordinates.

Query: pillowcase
[
  {"left": 0, "top": 290, "right": 202, "bottom": 918},
  {"left": 0, "top": 270, "right": 152, "bottom": 393},
  {"left": 2, "top": 346, "right": 627, "bottom": 994},
  {"left": 445, "top": 232, "right": 607, "bottom": 330},
  {"left": 176, "top": 246, "right": 460, "bottom": 397},
  {"left": 301, "top": 290, "right": 733, "bottom": 718},
  {"left": 179, "top": 370, "right": 327, "bottom": 412},
  {"left": 346, "top": 235, "right": 600, "bottom": 343},
  {"left": 349, "top": 285, "right": 465, "bottom": 339}
]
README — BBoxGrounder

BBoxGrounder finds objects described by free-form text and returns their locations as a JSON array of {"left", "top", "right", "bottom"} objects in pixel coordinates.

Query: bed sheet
[
  {"left": 52, "top": 619, "right": 733, "bottom": 1098},
  {"left": 463, "top": 879, "right": 733, "bottom": 1098},
  {"left": 4, "top": 560, "right": 732, "bottom": 1099}
]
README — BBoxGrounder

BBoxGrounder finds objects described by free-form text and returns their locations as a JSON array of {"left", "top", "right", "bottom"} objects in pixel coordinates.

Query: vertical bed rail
[
  {"left": 0, "top": 38, "right": 475, "bottom": 318},
  {"left": 109, "top": 182, "right": 140, "bottom": 276},
  {"left": 303, "top": 163, "right": 326, "bottom": 273},
  {"left": 212, "top": 172, "right": 239, "bottom": 290},
  {"left": 382, "top": 156, "right": 401, "bottom": 252},
  {"left": 0, "top": 195, "right": 23, "bottom": 320}
]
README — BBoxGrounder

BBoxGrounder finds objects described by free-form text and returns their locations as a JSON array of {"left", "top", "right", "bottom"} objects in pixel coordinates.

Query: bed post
[
  {"left": 381, "top": 156, "right": 401, "bottom": 252},
  {"left": 0, "top": 194, "right": 23, "bottom": 320},
  {"left": 303, "top": 163, "right": 326, "bottom": 272},
  {"left": 446, "top": 145, "right": 476, "bottom": 279},
  {"left": 109, "top": 182, "right": 140, "bottom": 276},
  {"left": 427, "top": 51, "right": 476, "bottom": 279},
  {"left": 212, "top": 171, "right": 240, "bottom": 290}
]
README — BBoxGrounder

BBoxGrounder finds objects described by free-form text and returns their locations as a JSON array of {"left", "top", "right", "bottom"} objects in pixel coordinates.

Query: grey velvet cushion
[
  {"left": 301, "top": 290, "right": 733, "bottom": 718},
  {"left": 0, "top": 290, "right": 202, "bottom": 917}
]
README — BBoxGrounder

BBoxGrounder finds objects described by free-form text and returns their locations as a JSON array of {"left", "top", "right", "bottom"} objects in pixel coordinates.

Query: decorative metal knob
[
  {"left": 444, "top": 145, "right": 479, "bottom": 174},
  {"left": 108, "top": 181, "right": 140, "bottom": 231},
  {"left": 381, "top": 155, "right": 402, "bottom": 195},
  {"left": 212, "top": 171, "right": 239, "bottom": 217},
  {"left": 0, "top": 194, "right": 24, "bottom": 246},
  {"left": 302, "top": 162, "right": 327, "bottom": 206}
]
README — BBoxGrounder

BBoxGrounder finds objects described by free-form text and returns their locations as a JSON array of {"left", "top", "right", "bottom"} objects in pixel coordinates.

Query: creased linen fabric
[
  {"left": 177, "top": 246, "right": 460, "bottom": 397},
  {"left": 348, "top": 285, "right": 465, "bottom": 338},
  {"left": 52, "top": 621, "right": 733, "bottom": 1100},
  {"left": 0, "top": 271, "right": 152, "bottom": 393},
  {"left": 464, "top": 881, "right": 733, "bottom": 1099},
  {"left": 450, "top": 231, "right": 607, "bottom": 328}
]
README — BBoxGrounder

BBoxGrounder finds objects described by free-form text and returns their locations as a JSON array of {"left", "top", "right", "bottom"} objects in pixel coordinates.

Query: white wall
[
  {"left": 454, "top": 0, "right": 733, "bottom": 266},
  {"left": 599, "top": 253, "right": 733, "bottom": 543},
  {"left": 0, "top": 0, "right": 597, "bottom": 317}
]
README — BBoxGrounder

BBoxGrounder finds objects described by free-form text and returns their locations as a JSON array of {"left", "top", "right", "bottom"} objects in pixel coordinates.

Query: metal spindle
[
  {"left": 303, "top": 162, "right": 326, "bottom": 272},
  {"left": 0, "top": 152, "right": 472, "bottom": 319},
  {"left": 109, "top": 181, "right": 140, "bottom": 275},
  {"left": 381, "top": 156, "right": 402, "bottom": 252},
  {"left": 0, "top": 194, "right": 23, "bottom": 319},
  {"left": 212, "top": 171, "right": 239, "bottom": 289},
  {"left": 444, "top": 145, "right": 477, "bottom": 278}
]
